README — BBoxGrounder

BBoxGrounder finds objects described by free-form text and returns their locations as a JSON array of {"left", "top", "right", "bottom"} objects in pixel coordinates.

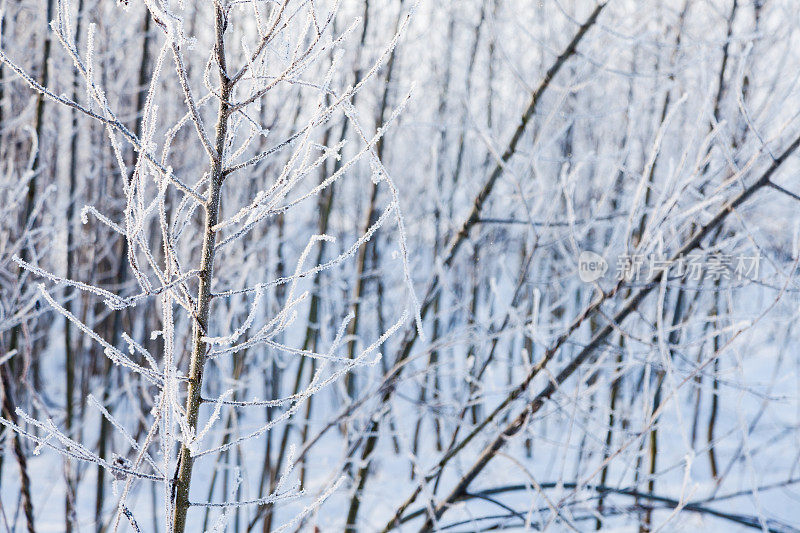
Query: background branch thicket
[{"left": 1, "top": 1, "right": 799, "bottom": 532}]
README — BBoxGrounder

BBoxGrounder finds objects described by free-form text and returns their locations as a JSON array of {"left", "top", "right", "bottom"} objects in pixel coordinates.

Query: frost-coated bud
[{"left": 112, "top": 454, "right": 132, "bottom": 480}]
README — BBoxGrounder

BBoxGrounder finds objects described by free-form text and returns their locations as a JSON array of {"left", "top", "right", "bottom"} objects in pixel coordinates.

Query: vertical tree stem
[{"left": 172, "top": 5, "right": 229, "bottom": 531}]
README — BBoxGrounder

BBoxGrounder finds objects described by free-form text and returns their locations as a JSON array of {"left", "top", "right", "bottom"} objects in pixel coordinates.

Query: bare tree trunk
[
  {"left": 707, "top": 288, "right": 723, "bottom": 479},
  {"left": 94, "top": 10, "right": 152, "bottom": 528},
  {"left": 0, "top": 2, "right": 6, "bottom": 492},
  {"left": 172, "top": 5, "right": 230, "bottom": 531},
  {"left": 0, "top": 363, "right": 35, "bottom": 533},
  {"left": 2, "top": 2, "right": 55, "bottom": 528},
  {"left": 64, "top": 1, "right": 86, "bottom": 530}
]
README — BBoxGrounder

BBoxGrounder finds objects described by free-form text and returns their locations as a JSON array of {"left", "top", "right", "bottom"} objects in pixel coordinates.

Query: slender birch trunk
[
  {"left": 172, "top": 5, "right": 230, "bottom": 531},
  {"left": 64, "top": 1, "right": 86, "bottom": 529}
]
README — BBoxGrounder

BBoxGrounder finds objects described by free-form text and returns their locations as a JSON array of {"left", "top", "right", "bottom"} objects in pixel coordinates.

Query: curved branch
[{"left": 400, "top": 482, "right": 799, "bottom": 533}]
